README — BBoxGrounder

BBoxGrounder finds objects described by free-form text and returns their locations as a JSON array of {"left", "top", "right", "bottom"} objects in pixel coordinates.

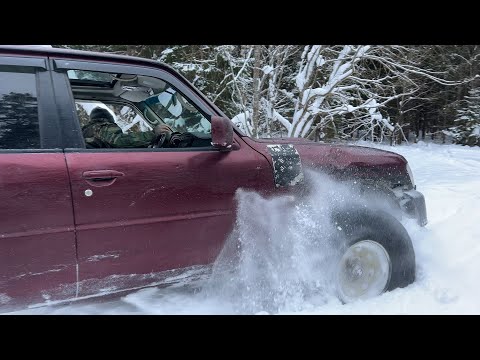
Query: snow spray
[{"left": 203, "top": 169, "right": 400, "bottom": 314}]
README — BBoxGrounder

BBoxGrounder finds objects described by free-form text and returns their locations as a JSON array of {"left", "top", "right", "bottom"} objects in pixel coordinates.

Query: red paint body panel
[
  {"left": 65, "top": 140, "right": 273, "bottom": 296},
  {"left": 0, "top": 153, "right": 77, "bottom": 307},
  {"left": 244, "top": 137, "right": 408, "bottom": 175},
  {"left": 247, "top": 137, "right": 408, "bottom": 167}
]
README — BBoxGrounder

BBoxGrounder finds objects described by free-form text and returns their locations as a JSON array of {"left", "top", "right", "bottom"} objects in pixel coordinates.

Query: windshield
[{"left": 144, "top": 86, "right": 211, "bottom": 135}]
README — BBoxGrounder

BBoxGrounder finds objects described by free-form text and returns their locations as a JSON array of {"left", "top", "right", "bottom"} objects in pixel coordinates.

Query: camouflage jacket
[{"left": 82, "top": 118, "right": 155, "bottom": 148}]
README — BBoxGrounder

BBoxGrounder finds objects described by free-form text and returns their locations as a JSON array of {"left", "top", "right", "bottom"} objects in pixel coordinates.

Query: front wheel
[{"left": 332, "top": 209, "right": 416, "bottom": 303}]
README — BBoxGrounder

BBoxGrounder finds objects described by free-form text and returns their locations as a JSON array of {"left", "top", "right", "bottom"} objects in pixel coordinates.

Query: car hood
[
  {"left": 242, "top": 137, "right": 409, "bottom": 186},
  {"left": 250, "top": 137, "right": 407, "bottom": 168}
]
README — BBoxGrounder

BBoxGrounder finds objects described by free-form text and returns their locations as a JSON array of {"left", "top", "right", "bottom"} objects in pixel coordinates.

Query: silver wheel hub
[{"left": 336, "top": 240, "right": 392, "bottom": 303}]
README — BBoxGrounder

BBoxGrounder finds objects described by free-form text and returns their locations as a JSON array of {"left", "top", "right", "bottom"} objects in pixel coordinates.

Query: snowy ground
[{"left": 8, "top": 142, "right": 480, "bottom": 315}]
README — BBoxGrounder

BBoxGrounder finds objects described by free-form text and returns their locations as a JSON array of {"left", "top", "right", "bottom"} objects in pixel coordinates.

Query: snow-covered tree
[
  {"left": 448, "top": 87, "right": 480, "bottom": 146},
  {"left": 158, "top": 45, "right": 253, "bottom": 120},
  {"left": 253, "top": 45, "right": 465, "bottom": 142},
  {"left": 284, "top": 45, "right": 375, "bottom": 139},
  {"left": 229, "top": 45, "right": 299, "bottom": 137}
]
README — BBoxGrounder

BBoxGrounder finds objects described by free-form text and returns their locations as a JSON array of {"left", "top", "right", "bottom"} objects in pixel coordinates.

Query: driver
[{"left": 82, "top": 107, "right": 172, "bottom": 148}]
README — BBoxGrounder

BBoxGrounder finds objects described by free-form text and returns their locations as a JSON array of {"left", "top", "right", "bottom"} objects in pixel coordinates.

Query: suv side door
[
  {"left": 52, "top": 58, "right": 274, "bottom": 297},
  {"left": 0, "top": 56, "right": 77, "bottom": 310}
]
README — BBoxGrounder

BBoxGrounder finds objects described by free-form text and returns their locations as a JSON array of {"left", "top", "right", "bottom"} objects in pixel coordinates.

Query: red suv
[{"left": 0, "top": 46, "right": 427, "bottom": 311}]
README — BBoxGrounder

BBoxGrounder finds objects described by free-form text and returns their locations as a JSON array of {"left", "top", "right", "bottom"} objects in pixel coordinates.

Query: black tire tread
[{"left": 333, "top": 208, "right": 415, "bottom": 291}]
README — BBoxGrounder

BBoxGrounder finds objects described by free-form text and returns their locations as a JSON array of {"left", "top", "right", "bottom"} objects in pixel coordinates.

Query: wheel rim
[{"left": 336, "top": 240, "right": 392, "bottom": 303}]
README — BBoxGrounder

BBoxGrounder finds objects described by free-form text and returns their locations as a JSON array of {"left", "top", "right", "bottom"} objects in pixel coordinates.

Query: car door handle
[
  {"left": 82, "top": 170, "right": 125, "bottom": 187},
  {"left": 83, "top": 170, "right": 125, "bottom": 180}
]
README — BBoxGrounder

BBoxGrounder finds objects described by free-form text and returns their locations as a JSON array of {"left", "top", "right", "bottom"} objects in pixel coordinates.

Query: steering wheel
[{"left": 151, "top": 130, "right": 173, "bottom": 148}]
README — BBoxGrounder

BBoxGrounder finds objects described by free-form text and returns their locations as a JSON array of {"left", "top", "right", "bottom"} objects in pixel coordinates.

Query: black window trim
[
  {"left": 0, "top": 56, "right": 46, "bottom": 70},
  {"left": 49, "top": 60, "right": 86, "bottom": 149},
  {"left": 64, "top": 147, "right": 218, "bottom": 153},
  {"left": 0, "top": 148, "right": 63, "bottom": 154}
]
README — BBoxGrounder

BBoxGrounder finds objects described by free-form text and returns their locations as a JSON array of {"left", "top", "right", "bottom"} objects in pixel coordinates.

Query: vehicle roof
[{"left": 0, "top": 45, "right": 178, "bottom": 75}]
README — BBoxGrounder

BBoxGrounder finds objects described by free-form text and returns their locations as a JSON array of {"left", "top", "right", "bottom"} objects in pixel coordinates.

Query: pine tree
[{"left": 450, "top": 87, "right": 480, "bottom": 146}]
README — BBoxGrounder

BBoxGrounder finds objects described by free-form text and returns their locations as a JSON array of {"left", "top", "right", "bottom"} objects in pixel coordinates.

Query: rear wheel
[{"left": 332, "top": 209, "right": 415, "bottom": 303}]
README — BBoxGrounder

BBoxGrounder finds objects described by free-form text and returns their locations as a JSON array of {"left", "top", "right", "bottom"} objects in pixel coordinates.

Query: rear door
[
  {"left": 0, "top": 56, "right": 77, "bottom": 310},
  {"left": 52, "top": 58, "right": 274, "bottom": 297}
]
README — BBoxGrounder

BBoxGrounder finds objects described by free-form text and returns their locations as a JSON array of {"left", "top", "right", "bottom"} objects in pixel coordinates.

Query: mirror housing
[{"left": 211, "top": 116, "right": 233, "bottom": 151}]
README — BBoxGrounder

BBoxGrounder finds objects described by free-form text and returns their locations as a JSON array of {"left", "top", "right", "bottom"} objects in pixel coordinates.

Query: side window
[
  {"left": 146, "top": 88, "right": 211, "bottom": 135},
  {"left": 66, "top": 68, "right": 213, "bottom": 149},
  {"left": 0, "top": 71, "right": 40, "bottom": 149}
]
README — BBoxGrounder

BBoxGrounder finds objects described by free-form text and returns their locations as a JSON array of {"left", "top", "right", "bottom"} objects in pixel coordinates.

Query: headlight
[{"left": 406, "top": 163, "right": 415, "bottom": 189}]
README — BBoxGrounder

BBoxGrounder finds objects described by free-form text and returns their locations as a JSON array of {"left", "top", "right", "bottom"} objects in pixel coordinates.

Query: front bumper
[{"left": 399, "top": 189, "right": 428, "bottom": 226}]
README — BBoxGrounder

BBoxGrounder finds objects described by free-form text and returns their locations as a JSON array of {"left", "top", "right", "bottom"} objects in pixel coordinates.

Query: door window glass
[{"left": 0, "top": 71, "right": 40, "bottom": 149}]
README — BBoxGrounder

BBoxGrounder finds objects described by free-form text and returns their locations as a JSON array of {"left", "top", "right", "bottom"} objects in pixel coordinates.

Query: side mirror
[{"left": 211, "top": 116, "right": 233, "bottom": 151}]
